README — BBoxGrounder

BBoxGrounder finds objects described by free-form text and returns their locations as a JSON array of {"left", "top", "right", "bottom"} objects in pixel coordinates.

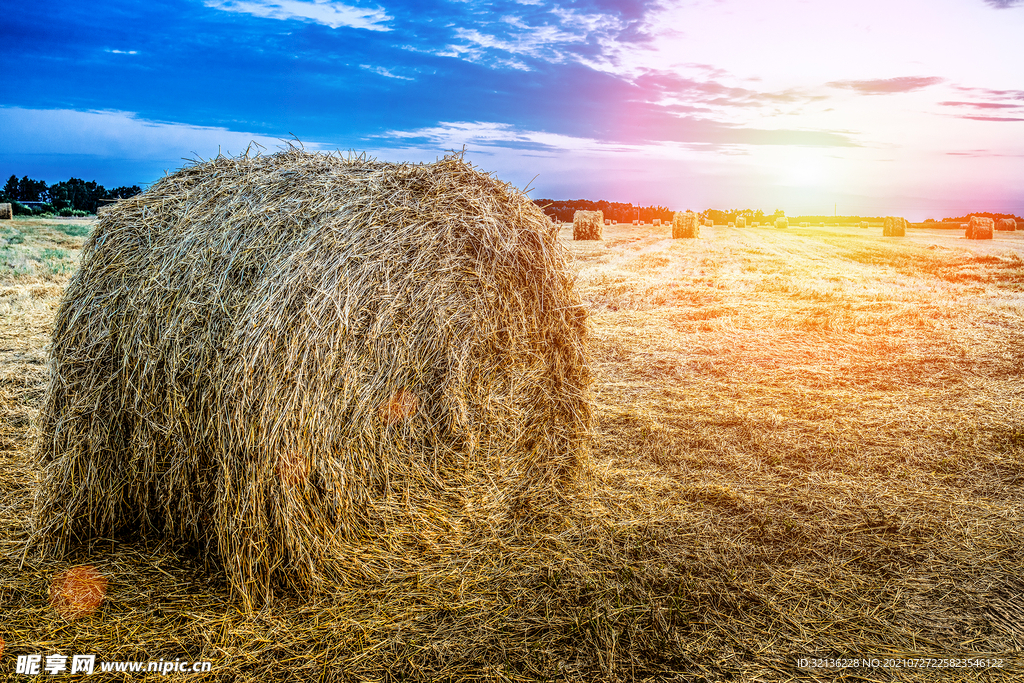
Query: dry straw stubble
[
  {"left": 573, "top": 210, "right": 604, "bottom": 240},
  {"left": 30, "top": 149, "right": 594, "bottom": 609}
]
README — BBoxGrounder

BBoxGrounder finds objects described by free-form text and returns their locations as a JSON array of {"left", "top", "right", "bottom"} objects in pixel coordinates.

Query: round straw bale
[
  {"left": 735, "top": 216, "right": 746, "bottom": 228},
  {"left": 704, "top": 219, "right": 713, "bottom": 227},
  {"left": 883, "top": 216, "right": 907, "bottom": 237},
  {"left": 775, "top": 217, "right": 789, "bottom": 229},
  {"left": 30, "top": 150, "right": 593, "bottom": 608},
  {"left": 859, "top": 221, "right": 869, "bottom": 229},
  {"left": 752, "top": 222, "right": 759, "bottom": 227},
  {"left": 672, "top": 210, "right": 700, "bottom": 239},
  {"left": 0, "top": 203, "right": 12, "bottom": 219},
  {"left": 604, "top": 219, "right": 611, "bottom": 226},
  {"left": 573, "top": 210, "right": 603, "bottom": 240},
  {"left": 639, "top": 220, "right": 645, "bottom": 225},
  {"left": 632, "top": 219, "right": 638, "bottom": 225},
  {"left": 820, "top": 222, "right": 825, "bottom": 227},
  {"left": 995, "top": 218, "right": 1016, "bottom": 232},
  {"left": 967, "top": 215, "right": 994, "bottom": 240}
]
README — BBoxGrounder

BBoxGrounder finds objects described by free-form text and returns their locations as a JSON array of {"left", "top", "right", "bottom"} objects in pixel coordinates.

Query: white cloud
[
  {"left": 359, "top": 64, "right": 413, "bottom": 80},
  {"left": 105, "top": 49, "right": 139, "bottom": 55},
  {"left": 204, "top": 0, "right": 391, "bottom": 31},
  {"left": 0, "top": 107, "right": 325, "bottom": 160}
]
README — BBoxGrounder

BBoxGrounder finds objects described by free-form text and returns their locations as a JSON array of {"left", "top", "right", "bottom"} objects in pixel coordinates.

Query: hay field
[{"left": 3, "top": 217, "right": 1023, "bottom": 681}]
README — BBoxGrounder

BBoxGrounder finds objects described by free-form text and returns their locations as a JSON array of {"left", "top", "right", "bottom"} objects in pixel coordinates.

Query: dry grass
[{"left": 2, "top": 219, "right": 1023, "bottom": 681}]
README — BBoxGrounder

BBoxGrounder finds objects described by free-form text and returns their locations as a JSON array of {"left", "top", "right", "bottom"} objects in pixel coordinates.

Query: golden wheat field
[{"left": 2, "top": 216, "right": 1023, "bottom": 681}]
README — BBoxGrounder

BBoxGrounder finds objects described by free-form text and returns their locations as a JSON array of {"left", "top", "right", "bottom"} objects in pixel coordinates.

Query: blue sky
[{"left": 2, "top": 0, "right": 1023, "bottom": 218}]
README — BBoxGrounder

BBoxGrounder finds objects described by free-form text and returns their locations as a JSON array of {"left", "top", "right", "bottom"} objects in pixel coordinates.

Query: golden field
[{"left": 2, "top": 216, "right": 1022, "bottom": 681}]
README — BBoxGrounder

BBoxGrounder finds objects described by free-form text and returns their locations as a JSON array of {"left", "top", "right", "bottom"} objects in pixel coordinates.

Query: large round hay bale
[
  {"left": 967, "top": 215, "right": 994, "bottom": 240},
  {"left": 0, "top": 202, "right": 12, "bottom": 220},
  {"left": 995, "top": 218, "right": 1016, "bottom": 232},
  {"left": 31, "top": 150, "right": 593, "bottom": 608},
  {"left": 883, "top": 216, "right": 907, "bottom": 237},
  {"left": 672, "top": 210, "right": 700, "bottom": 239},
  {"left": 573, "top": 210, "right": 603, "bottom": 240},
  {"left": 775, "top": 217, "right": 789, "bottom": 229},
  {"left": 735, "top": 216, "right": 746, "bottom": 228}
]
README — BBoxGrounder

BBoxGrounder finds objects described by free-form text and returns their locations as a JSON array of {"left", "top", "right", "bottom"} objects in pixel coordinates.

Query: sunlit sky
[{"left": 2, "top": 0, "right": 1022, "bottom": 219}]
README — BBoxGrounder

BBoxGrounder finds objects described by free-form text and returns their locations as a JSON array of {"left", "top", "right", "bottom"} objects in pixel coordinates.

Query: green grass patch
[{"left": 48, "top": 222, "right": 93, "bottom": 237}]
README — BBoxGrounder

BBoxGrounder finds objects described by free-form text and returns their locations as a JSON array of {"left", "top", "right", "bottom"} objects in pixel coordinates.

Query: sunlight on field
[{"left": 2, "top": 217, "right": 1022, "bottom": 680}]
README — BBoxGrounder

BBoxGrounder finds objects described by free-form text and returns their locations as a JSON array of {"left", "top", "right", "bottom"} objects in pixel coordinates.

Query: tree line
[
  {"left": 2, "top": 175, "right": 142, "bottom": 215},
  {"left": 533, "top": 199, "right": 676, "bottom": 224}
]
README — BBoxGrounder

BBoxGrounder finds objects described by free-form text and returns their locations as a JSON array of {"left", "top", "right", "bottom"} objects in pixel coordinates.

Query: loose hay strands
[
  {"left": 996, "top": 218, "right": 1016, "bottom": 232},
  {"left": 574, "top": 210, "right": 604, "bottom": 240},
  {"left": 4, "top": 212, "right": 1024, "bottom": 681},
  {"left": 672, "top": 210, "right": 699, "bottom": 239},
  {"left": 884, "top": 216, "right": 907, "bottom": 237},
  {"left": 968, "top": 216, "right": 994, "bottom": 240},
  {"left": 0, "top": 203, "right": 12, "bottom": 220},
  {"left": 29, "top": 149, "right": 594, "bottom": 609}
]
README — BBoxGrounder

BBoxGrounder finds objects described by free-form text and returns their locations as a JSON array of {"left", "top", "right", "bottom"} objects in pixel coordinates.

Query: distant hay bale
[
  {"left": 728, "top": 222, "right": 735, "bottom": 227},
  {"left": 0, "top": 203, "right": 12, "bottom": 220},
  {"left": 995, "top": 218, "right": 1016, "bottom": 232},
  {"left": 752, "top": 222, "right": 760, "bottom": 227},
  {"left": 820, "top": 222, "right": 825, "bottom": 227},
  {"left": 883, "top": 216, "right": 907, "bottom": 237},
  {"left": 672, "top": 210, "right": 700, "bottom": 239},
  {"left": 653, "top": 218, "right": 661, "bottom": 226},
  {"left": 967, "top": 215, "right": 994, "bottom": 240},
  {"left": 860, "top": 221, "right": 869, "bottom": 229},
  {"left": 704, "top": 219, "right": 713, "bottom": 227},
  {"left": 604, "top": 219, "right": 611, "bottom": 226},
  {"left": 736, "top": 217, "right": 746, "bottom": 228},
  {"left": 799, "top": 222, "right": 808, "bottom": 227},
  {"left": 775, "top": 217, "right": 789, "bottom": 229},
  {"left": 632, "top": 220, "right": 638, "bottom": 225},
  {"left": 30, "top": 149, "right": 593, "bottom": 608},
  {"left": 573, "top": 210, "right": 603, "bottom": 240},
  {"left": 639, "top": 220, "right": 645, "bottom": 226}
]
